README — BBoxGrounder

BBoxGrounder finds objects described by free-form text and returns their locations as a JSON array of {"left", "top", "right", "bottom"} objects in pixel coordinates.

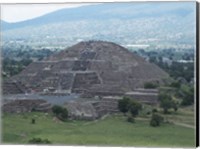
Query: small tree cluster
[
  {"left": 28, "top": 138, "right": 51, "bottom": 144},
  {"left": 169, "top": 81, "right": 181, "bottom": 88},
  {"left": 181, "top": 86, "right": 194, "bottom": 106},
  {"left": 118, "top": 97, "right": 142, "bottom": 118},
  {"left": 52, "top": 105, "right": 68, "bottom": 121},
  {"left": 159, "top": 93, "right": 178, "bottom": 114},
  {"left": 150, "top": 113, "right": 164, "bottom": 127}
]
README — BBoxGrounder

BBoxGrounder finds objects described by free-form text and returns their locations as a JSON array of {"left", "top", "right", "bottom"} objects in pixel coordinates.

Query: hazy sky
[{"left": 1, "top": 3, "right": 91, "bottom": 23}]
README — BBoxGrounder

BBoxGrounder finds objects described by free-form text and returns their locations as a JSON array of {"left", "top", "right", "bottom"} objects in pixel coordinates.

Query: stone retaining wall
[{"left": 2, "top": 99, "right": 52, "bottom": 113}]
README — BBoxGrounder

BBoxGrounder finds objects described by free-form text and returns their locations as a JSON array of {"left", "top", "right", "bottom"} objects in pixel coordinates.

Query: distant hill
[
  {"left": 1, "top": 3, "right": 194, "bottom": 30},
  {"left": 1, "top": 2, "right": 196, "bottom": 49}
]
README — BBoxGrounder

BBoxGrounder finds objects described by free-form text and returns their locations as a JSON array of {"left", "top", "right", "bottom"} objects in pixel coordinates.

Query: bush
[
  {"left": 152, "top": 108, "right": 158, "bottom": 113},
  {"left": 31, "top": 118, "right": 35, "bottom": 124},
  {"left": 127, "top": 116, "right": 135, "bottom": 123},
  {"left": 129, "top": 101, "right": 142, "bottom": 117},
  {"left": 118, "top": 97, "right": 130, "bottom": 115},
  {"left": 146, "top": 111, "right": 151, "bottom": 115},
  {"left": 144, "top": 82, "right": 158, "bottom": 89},
  {"left": 52, "top": 105, "right": 68, "bottom": 121},
  {"left": 150, "top": 119, "right": 158, "bottom": 127},
  {"left": 150, "top": 113, "right": 164, "bottom": 127},
  {"left": 28, "top": 138, "right": 51, "bottom": 144},
  {"left": 169, "top": 81, "right": 181, "bottom": 88}
]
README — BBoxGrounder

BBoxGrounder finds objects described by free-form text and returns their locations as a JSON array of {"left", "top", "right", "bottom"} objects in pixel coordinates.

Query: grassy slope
[
  {"left": 2, "top": 111, "right": 195, "bottom": 147},
  {"left": 140, "top": 105, "right": 195, "bottom": 128}
]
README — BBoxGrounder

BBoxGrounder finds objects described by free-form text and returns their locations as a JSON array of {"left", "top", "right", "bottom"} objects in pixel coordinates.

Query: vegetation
[
  {"left": 2, "top": 58, "right": 32, "bottom": 78},
  {"left": 118, "top": 97, "right": 130, "bottom": 115},
  {"left": 169, "top": 81, "right": 181, "bottom": 88},
  {"left": 180, "top": 86, "right": 194, "bottom": 106},
  {"left": 2, "top": 45, "right": 56, "bottom": 60},
  {"left": 159, "top": 93, "right": 178, "bottom": 114},
  {"left": 136, "top": 48, "right": 194, "bottom": 83},
  {"left": 2, "top": 46, "right": 57, "bottom": 78},
  {"left": 129, "top": 101, "right": 142, "bottom": 117},
  {"left": 152, "top": 108, "right": 158, "bottom": 113},
  {"left": 168, "top": 62, "right": 194, "bottom": 82},
  {"left": 127, "top": 116, "right": 135, "bottom": 123},
  {"left": 31, "top": 118, "right": 35, "bottom": 124},
  {"left": 2, "top": 112, "right": 195, "bottom": 147},
  {"left": 28, "top": 137, "right": 51, "bottom": 144},
  {"left": 118, "top": 97, "right": 142, "bottom": 118},
  {"left": 144, "top": 82, "right": 158, "bottom": 89},
  {"left": 52, "top": 105, "right": 68, "bottom": 121},
  {"left": 150, "top": 113, "right": 164, "bottom": 127}
]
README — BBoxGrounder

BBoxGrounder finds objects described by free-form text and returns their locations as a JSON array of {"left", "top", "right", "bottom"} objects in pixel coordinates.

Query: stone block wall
[{"left": 2, "top": 99, "right": 52, "bottom": 113}]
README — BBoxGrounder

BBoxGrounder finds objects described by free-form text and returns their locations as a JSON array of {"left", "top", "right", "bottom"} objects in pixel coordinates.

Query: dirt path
[{"left": 171, "top": 122, "right": 195, "bottom": 129}]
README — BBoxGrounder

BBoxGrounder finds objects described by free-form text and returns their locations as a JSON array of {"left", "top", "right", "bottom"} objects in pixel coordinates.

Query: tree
[
  {"left": 159, "top": 93, "right": 176, "bottom": 114},
  {"left": 160, "top": 98, "right": 172, "bottom": 114},
  {"left": 52, "top": 105, "right": 68, "bottom": 121},
  {"left": 129, "top": 101, "right": 142, "bottom": 117},
  {"left": 181, "top": 86, "right": 194, "bottom": 106},
  {"left": 118, "top": 97, "right": 130, "bottom": 115}
]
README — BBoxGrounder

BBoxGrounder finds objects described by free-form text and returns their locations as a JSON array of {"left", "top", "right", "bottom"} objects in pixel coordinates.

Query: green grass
[
  {"left": 157, "top": 105, "right": 195, "bottom": 127},
  {"left": 2, "top": 111, "right": 195, "bottom": 147}
]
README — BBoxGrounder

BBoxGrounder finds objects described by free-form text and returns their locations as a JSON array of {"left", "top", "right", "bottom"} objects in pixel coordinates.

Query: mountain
[
  {"left": 1, "top": 3, "right": 194, "bottom": 30},
  {"left": 11, "top": 41, "right": 169, "bottom": 93},
  {"left": 1, "top": 2, "right": 196, "bottom": 49}
]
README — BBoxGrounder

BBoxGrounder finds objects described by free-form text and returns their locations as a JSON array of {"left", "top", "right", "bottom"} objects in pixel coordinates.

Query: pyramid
[{"left": 11, "top": 41, "right": 169, "bottom": 94}]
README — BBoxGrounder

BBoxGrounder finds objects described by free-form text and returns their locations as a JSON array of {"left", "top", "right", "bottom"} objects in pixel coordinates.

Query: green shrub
[
  {"left": 129, "top": 101, "right": 142, "bottom": 117},
  {"left": 127, "top": 116, "right": 135, "bottom": 123},
  {"left": 144, "top": 82, "right": 158, "bottom": 89},
  {"left": 52, "top": 105, "right": 68, "bottom": 121},
  {"left": 150, "top": 113, "right": 164, "bottom": 127},
  {"left": 118, "top": 97, "right": 130, "bottom": 115},
  {"left": 169, "top": 81, "right": 181, "bottom": 88},
  {"left": 150, "top": 119, "right": 158, "bottom": 127},
  {"left": 31, "top": 118, "right": 35, "bottom": 124},
  {"left": 28, "top": 138, "right": 51, "bottom": 144},
  {"left": 152, "top": 108, "right": 158, "bottom": 113},
  {"left": 146, "top": 111, "right": 151, "bottom": 115}
]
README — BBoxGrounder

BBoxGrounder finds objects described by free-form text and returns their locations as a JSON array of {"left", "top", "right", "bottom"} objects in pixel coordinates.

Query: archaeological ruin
[{"left": 2, "top": 41, "right": 169, "bottom": 120}]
